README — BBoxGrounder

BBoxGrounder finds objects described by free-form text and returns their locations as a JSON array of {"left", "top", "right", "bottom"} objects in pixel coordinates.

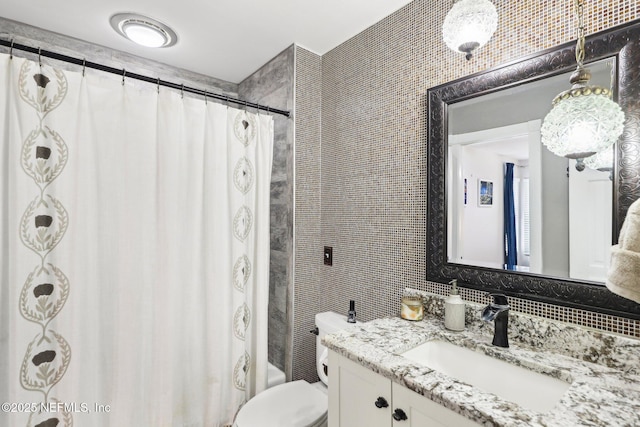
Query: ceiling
[{"left": 1, "top": 0, "right": 413, "bottom": 84}]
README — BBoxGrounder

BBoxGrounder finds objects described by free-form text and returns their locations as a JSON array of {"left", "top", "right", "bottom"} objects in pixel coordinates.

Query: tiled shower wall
[
  {"left": 238, "top": 46, "right": 295, "bottom": 373},
  {"left": 292, "top": 0, "right": 640, "bottom": 382}
]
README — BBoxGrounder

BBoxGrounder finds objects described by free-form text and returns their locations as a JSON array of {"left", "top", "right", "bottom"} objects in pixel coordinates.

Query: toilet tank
[{"left": 315, "top": 311, "right": 359, "bottom": 385}]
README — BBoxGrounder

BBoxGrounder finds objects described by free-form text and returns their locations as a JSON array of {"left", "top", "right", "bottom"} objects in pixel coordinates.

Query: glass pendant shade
[
  {"left": 541, "top": 79, "right": 624, "bottom": 159},
  {"left": 540, "top": 0, "right": 624, "bottom": 159},
  {"left": 442, "top": 0, "right": 498, "bottom": 60},
  {"left": 583, "top": 146, "right": 614, "bottom": 171}
]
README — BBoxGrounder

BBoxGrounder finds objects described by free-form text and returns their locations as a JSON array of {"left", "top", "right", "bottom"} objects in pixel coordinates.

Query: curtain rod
[{"left": 0, "top": 38, "right": 291, "bottom": 118}]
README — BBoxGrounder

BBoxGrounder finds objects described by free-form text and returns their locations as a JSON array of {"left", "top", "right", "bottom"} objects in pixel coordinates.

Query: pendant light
[
  {"left": 540, "top": 0, "right": 624, "bottom": 159},
  {"left": 583, "top": 146, "right": 614, "bottom": 172},
  {"left": 575, "top": 147, "right": 614, "bottom": 180},
  {"left": 442, "top": 0, "right": 498, "bottom": 60}
]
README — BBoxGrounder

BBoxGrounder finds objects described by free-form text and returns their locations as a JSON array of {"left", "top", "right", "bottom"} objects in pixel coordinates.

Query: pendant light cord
[{"left": 575, "top": 0, "right": 586, "bottom": 67}]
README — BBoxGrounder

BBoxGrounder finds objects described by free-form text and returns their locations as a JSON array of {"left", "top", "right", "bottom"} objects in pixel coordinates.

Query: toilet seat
[{"left": 234, "top": 380, "right": 327, "bottom": 427}]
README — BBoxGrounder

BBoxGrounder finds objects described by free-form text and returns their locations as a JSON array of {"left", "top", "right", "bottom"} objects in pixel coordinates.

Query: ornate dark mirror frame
[{"left": 427, "top": 20, "right": 640, "bottom": 320}]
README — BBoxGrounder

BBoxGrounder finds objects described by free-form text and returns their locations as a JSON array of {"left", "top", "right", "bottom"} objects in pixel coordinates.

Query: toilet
[{"left": 234, "top": 311, "right": 358, "bottom": 427}]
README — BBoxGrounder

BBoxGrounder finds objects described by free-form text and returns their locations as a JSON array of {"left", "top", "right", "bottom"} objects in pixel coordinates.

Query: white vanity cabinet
[
  {"left": 327, "top": 350, "right": 391, "bottom": 427},
  {"left": 328, "top": 351, "right": 480, "bottom": 427}
]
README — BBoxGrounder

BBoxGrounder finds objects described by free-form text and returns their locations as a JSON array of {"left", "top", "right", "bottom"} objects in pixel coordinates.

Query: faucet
[{"left": 481, "top": 293, "right": 510, "bottom": 348}]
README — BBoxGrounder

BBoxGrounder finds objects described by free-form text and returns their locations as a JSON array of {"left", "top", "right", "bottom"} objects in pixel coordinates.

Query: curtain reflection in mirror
[{"left": 504, "top": 163, "right": 517, "bottom": 270}]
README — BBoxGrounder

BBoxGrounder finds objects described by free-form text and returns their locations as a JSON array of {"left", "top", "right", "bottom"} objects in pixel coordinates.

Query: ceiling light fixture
[
  {"left": 540, "top": 0, "right": 624, "bottom": 159},
  {"left": 110, "top": 13, "right": 178, "bottom": 48},
  {"left": 442, "top": 0, "right": 498, "bottom": 60}
]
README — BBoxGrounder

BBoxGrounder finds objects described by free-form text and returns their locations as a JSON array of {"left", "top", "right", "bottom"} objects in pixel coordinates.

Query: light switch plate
[{"left": 324, "top": 246, "right": 333, "bottom": 266}]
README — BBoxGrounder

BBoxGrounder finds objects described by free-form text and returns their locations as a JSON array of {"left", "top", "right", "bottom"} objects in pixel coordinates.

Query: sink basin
[{"left": 401, "top": 340, "right": 571, "bottom": 413}]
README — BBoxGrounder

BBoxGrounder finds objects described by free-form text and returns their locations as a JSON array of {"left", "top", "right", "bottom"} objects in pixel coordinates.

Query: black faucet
[{"left": 481, "top": 293, "right": 510, "bottom": 348}]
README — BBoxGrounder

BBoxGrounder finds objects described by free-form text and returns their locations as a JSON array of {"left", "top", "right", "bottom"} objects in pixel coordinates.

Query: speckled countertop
[{"left": 323, "top": 298, "right": 640, "bottom": 426}]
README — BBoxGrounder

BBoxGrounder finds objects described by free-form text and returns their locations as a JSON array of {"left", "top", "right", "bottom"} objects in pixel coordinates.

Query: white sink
[{"left": 401, "top": 340, "right": 571, "bottom": 413}]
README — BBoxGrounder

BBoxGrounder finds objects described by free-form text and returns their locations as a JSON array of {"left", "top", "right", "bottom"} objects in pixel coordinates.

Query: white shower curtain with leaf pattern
[{"left": 0, "top": 53, "right": 271, "bottom": 427}]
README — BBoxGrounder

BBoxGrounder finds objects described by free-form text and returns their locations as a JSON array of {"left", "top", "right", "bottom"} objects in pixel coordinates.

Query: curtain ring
[
  {"left": 9, "top": 39, "right": 14, "bottom": 60},
  {"left": 181, "top": 84, "right": 184, "bottom": 99},
  {"left": 82, "top": 59, "right": 86, "bottom": 77},
  {"left": 122, "top": 68, "right": 126, "bottom": 86},
  {"left": 38, "top": 47, "right": 42, "bottom": 68},
  {"left": 204, "top": 90, "right": 208, "bottom": 105},
  {"left": 157, "top": 78, "right": 160, "bottom": 94}
]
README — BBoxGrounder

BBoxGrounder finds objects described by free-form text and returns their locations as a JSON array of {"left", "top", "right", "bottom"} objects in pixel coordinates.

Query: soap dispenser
[{"left": 444, "top": 279, "right": 465, "bottom": 331}]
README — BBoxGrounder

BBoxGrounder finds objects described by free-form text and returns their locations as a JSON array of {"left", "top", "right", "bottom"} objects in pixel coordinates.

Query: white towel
[{"left": 607, "top": 198, "right": 640, "bottom": 303}]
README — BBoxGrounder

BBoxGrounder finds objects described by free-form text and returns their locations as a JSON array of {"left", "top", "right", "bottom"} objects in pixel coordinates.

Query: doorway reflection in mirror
[{"left": 446, "top": 59, "right": 615, "bottom": 282}]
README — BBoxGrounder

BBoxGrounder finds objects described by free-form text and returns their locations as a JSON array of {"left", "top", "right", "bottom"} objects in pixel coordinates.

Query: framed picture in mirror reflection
[{"left": 478, "top": 179, "right": 493, "bottom": 207}]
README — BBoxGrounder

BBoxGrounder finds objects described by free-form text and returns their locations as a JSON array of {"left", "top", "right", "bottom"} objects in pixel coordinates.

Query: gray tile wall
[
  {"left": 292, "top": 46, "right": 322, "bottom": 382},
  {"left": 239, "top": 45, "right": 295, "bottom": 373},
  {"left": 291, "top": 0, "right": 640, "bottom": 382}
]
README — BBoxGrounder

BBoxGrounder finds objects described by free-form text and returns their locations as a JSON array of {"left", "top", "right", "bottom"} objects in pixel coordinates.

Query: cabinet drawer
[{"left": 328, "top": 351, "right": 391, "bottom": 427}]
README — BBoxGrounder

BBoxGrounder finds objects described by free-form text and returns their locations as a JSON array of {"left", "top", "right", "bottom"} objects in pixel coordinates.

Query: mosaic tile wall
[
  {"left": 292, "top": 0, "right": 640, "bottom": 382},
  {"left": 420, "top": 283, "right": 640, "bottom": 339},
  {"left": 292, "top": 46, "right": 323, "bottom": 382}
]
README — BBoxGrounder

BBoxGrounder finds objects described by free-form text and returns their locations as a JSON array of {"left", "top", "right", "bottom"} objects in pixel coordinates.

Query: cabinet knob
[
  {"left": 374, "top": 396, "right": 389, "bottom": 408},
  {"left": 392, "top": 408, "right": 408, "bottom": 421}
]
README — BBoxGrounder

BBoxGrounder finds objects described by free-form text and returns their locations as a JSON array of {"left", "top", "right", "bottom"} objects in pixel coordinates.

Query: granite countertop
[{"left": 323, "top": 316, "right": 640, "bottom": 427}]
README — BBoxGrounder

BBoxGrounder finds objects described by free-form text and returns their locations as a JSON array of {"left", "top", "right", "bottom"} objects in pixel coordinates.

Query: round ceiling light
[{"left": 110, "top": 13, "right": 178, "bottom": 48}]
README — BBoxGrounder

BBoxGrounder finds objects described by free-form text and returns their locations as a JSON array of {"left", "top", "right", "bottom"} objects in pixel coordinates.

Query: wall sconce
[
  {"left": 442, "top": 0, "right": 498, "bottom": 60},
  {"left": 540, "top": 0, "right": 624, "bottom": 159}
]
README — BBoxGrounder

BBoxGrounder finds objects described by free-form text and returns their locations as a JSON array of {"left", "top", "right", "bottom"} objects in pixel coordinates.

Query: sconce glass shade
[
  {"left": 583, "top": 146, "right": 614, "bottom": 171},
  {"left": 442, "top": 0, "right": 498, "bottom": 60},
  {"left": 541, "top": 81, "right": 624, "bottom": 159}
]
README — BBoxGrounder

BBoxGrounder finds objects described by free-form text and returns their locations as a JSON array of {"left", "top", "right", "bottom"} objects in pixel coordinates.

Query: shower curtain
[{"left": 0, "top": 54, "right": 272, "bottom": 426}]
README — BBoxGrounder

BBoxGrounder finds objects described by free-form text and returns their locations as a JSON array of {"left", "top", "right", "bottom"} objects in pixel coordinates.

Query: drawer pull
[
  {"left": 392, "top": 408, "right": 408, "bottom": 421},
  {"left": 374, "top": 397, "right": 389, "bottom": 408}
]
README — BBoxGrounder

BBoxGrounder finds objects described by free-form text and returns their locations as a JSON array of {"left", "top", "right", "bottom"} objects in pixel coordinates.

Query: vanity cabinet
[{"left": 328, "top": 351, "right": 479, "bottom": 427}]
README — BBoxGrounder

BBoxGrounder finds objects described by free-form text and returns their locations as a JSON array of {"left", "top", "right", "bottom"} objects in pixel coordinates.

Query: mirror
[
  {"left": 447, "top": 59, "right": 614, "bottom": 282},
  {"left": 427, "top": 21, "right": 640, "bottom": 319}
]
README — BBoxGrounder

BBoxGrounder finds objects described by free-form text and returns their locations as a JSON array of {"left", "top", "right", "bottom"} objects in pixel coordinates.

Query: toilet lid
[{"left": 235, "top": 380, "right": 327, "bottom": 427}]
